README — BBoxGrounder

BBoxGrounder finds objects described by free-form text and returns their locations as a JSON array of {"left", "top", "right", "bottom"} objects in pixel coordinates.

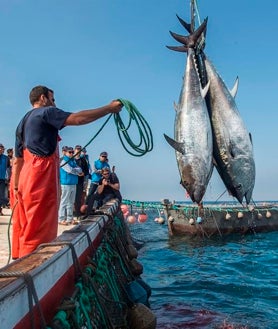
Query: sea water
[{"left": 128, "top": 208, "right": 278, "bottom": 329}]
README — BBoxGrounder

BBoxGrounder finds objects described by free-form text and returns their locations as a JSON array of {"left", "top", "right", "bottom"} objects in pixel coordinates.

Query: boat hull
[
  {"left": 162, "top": 200, "right": 278, "bottom": 237},
  {"left": 0, "top": 200, "right": 153, "bottom": 329}
]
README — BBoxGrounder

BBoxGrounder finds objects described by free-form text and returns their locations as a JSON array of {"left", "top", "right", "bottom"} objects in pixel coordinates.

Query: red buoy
[{"left": 138, "top": 212, "right": 148, "bottom": 223}]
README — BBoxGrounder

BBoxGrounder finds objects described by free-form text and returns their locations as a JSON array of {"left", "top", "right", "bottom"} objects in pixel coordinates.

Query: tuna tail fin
[
  {"left": 164, "top": 134, "right": 185, "bottom": 154},
  {"left": 176, "top": 14, "right": 192, "bottom": 33},
  {"left": 176, "top": 14, "right": 207, "bottom": 52},
  {"left": 230, "top": 76, "right": 239, "bottom": 98},
  {"left": 166, "top": 45, "right": 188, "bottom": 52},
  {"left": 166, "top": 17, "right": 208, "bottom": 52}
]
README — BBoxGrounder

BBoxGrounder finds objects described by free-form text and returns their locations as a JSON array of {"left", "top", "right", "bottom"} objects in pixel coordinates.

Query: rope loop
[{"left": 114, "top": 99, "right": 153, "bottom": 156}]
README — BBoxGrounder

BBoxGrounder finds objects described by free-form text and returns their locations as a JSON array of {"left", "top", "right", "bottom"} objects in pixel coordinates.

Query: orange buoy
[{"left": 138, "top": 212, "right": 148, "bottom": 223}]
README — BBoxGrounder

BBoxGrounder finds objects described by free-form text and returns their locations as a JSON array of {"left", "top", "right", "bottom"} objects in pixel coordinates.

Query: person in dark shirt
[
  {"left": 73, "top": 145, "right": 89, "bottom": 218},
  {"left": 0, "top": 143, "right": 10, "bottom": 215},
  {"left": 13, "top": 85, "right": 123, "bottom": 257},
  {"left": 83, "top": 166, "right": 122, "bottom": 218},
  {"left": 97, "top": 167, "right": 122, "bottom": 204}
]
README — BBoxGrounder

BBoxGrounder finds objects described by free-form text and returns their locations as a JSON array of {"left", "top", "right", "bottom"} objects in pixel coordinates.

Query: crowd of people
[
  {"left": 58, "top": 147, "right": 122, "bottom": 225},
  {"left": 5, "top": 85, "right": 123, "bottom": 259},
  {"left": 0, "top": 144, "right": 13, "bottom": 215}
]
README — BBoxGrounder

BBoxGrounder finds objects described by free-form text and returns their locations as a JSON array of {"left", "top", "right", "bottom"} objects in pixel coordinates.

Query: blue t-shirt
[{"left": 15, "top": 107, "right": 71, "bottom": 157}]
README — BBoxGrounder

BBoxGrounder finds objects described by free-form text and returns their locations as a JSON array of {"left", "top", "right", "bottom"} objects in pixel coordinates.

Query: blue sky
[{"left": 0, "top": 0, "right": 277, "bottom": 202}]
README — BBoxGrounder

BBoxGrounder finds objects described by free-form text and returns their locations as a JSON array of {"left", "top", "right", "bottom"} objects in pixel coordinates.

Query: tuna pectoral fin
[{"left": 164, "top": 134, "right": 185, "bottom": 154}]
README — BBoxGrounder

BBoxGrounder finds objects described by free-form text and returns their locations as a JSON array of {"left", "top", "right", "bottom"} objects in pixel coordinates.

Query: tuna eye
[{"left": 236, "top": 184, "right": 242, "bottom": 190}]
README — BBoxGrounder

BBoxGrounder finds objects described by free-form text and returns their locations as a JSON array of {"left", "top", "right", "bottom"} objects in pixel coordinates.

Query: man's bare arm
[{"left": 64, "top": 100, "right": 123, "bottom": 126}]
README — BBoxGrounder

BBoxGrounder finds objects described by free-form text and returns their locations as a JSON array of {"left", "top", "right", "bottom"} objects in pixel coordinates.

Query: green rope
[
  {"left": 115, "top": 99, "right": 153, "bottom": 156},
  {"left": 60, "top": 98, "right": 153, "bottom": 168},
  {"left": 7, "top": 200, "right": 18, "bottom": 265}
]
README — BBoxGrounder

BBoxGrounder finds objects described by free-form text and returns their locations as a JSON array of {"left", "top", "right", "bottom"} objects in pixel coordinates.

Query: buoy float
[
  {"left": 237, "top": 211, "right": 244, "bottom": 219},
  {"left": 266, "top": 210, "right": 272, "bottom": 218},
  {"left": 157, "top": 217, "right": 165, "bottom": 224},
  {"left": 257, "top": 212, "right": 263, "bottom": 219},
  {"left": 189, "top": 218, "right": 195, "bottom": 225},
  {"left": 225, "top": 213, "right": 231, "bottom": 220},
  {"left": 138, "top": 212, "right": 148, "bottom": 223},
  {"left": 127, "top": 215, "right": 136, "bottom": 224},
  {"left": 196, "top": 216, "right": 202, "bottom": 224},
  {"left": 80, "top": 204, "right": 88, "bottom": 214}
]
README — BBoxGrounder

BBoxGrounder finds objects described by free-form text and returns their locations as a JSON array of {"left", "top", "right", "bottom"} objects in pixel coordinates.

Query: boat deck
[{"left": 0, "top": 208, "right": 71, "bottom": 268}]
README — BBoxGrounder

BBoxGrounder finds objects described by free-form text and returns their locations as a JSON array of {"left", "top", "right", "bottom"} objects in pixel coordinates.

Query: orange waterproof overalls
[{"left": 16, "top": 148, "right": 60, "bottom": 257}]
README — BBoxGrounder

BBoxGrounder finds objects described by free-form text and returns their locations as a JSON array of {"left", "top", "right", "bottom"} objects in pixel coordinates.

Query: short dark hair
[{"left": 29, "top": 85, "right": 54, "bottom": 105}]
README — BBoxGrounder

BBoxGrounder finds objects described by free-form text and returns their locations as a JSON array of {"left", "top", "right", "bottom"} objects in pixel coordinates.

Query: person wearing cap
[
  {"left": 58, "top": 147, "right": 83, "bottom": 225},
  {"left": 13, "top": 85, "right": 123, "bottom": 257},
  {"left": 73, "top": 145, "right": 89, "bottom": 219},
  {"left": 84, "top": 151, "right": 110, "bottom": 208},
  {"left": 80, "top": 147, "right": 92, "bottom": 196},
  {"left": 83, "top": 166, "right": 122, "bottom": 218},
  {"left": 60, "top": 146, "right": 69, "bottom": 160},
  {"left": 5, "top": 148, "right": 14, "bottom": 207},
  {"left": 0, "top": 144, "right": 10, "bottom": 215}
]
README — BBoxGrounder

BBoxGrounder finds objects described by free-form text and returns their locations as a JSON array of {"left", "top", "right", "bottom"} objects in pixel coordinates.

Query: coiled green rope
[
  {"left": 75, "top": 99, "right": 153, "bottom": 157},
  {"left": 60, "top": 99, "right": 153, "bottom": 168},
  {"left": 115, "top": 99, "right": 153, "bottom": 156}
]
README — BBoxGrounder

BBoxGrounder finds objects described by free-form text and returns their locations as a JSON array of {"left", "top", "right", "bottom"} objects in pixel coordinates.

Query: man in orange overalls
[{"left": 13, "top": 85, "right": 123, "bottom": 257}]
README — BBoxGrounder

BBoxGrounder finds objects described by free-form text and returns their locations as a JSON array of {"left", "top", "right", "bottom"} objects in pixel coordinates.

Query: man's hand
[{"left": 109, "top": 100, "right": 123, "bottom": 114}]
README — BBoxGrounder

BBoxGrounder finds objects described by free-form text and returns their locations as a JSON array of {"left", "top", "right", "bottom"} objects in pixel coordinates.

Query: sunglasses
[{"left": 68, "top": 151, "right": 74, "bottom": 154}]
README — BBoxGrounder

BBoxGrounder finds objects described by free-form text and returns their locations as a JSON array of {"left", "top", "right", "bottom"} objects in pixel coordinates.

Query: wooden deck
[{"left": 0, "top": 208, "right": 73, "bottom": 268}]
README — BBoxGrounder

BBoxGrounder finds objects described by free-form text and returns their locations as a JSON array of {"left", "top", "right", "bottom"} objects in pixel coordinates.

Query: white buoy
[
  {"left": 257, "top": 213, "right": 263, "bottom": 219},
  {"left": 189, "top": 218, "right": 195, "bottom": 225},
  {"left": 127, "top": 215, "right": 136, "bottom": 224},
  {"left": 266, "top": 210, "right": 272, "bottom": 218},
  {"left": 157, "top": 217, "right": 165, "bottom": 224},
  {"left": 225, "top": 213, "right": 231, "bottom": 220},
  {"left": 237, "top": 211, "right": 244, "bottom": 219}
]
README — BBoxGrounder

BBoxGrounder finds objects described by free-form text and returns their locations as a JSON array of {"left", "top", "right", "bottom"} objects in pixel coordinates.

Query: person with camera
[
  {"left": 97, "top": 167, "right": 122, "bottom": 204},
  {"left": 82, "top": 166, "right": 121, "bottom": 218}
]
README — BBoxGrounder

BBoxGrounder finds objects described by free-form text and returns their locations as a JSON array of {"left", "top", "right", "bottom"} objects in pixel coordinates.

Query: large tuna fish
[
  {"left": 171, "top": 14, "right": 256, "bottom": 204},
  {"left": 164, "top": 20, "right": 213, "bottom": 204},
  {"left": 204, "top": 57, "right": 255, "bottom": 204}
]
